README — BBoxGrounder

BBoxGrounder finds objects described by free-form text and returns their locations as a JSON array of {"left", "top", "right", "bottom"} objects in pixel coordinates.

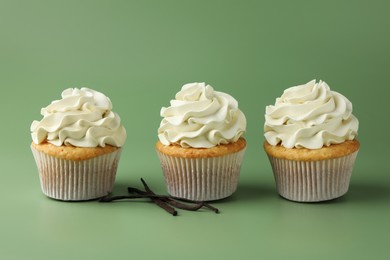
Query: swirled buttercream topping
[
  {"left": 158, "top": 82, "right": 246, "bottom": 148},
  {"left": 31, "top": 88, "right": 126, "bottom": 147},
  {"left": 264, "top": 80, "right": 358, "bottom": 149}
]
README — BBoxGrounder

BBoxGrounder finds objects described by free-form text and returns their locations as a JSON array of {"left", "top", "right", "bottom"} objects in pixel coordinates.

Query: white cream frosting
[
  {"left": 158, "top": 82, "right": 246, "bottom": 148},
  {"left": 31, "top": 88, "right": 127, "bottom": 147},
  {"left": 264, "top": 80, "right": 358, "bottom": 149}
]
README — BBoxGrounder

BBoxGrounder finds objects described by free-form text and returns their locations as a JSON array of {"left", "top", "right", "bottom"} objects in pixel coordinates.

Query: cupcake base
[
  {"left": 268, "top": 151, "right": 358, "bottom": 202},
  {"left": 156, "top": 138, "right": 246, "bottom": 201},
  {"left": 31, "top": 144, "right": 122, "bottom": 201}
]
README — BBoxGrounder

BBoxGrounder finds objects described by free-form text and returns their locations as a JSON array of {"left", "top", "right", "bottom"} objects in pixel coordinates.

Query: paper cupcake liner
[
  {"left": 267, "top": 151, "right": 359, "bottom": 202},
  {"left": 156, "top": 148, "right": 246, "bottom": 201},
  {"left": 31, "top": 146, "right": 122, "bottom": 201}
]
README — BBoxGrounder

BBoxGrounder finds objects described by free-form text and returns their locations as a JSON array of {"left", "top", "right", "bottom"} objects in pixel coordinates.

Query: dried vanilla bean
[{"left": 100, "top": 178, "right": 220, "bottom": 216}]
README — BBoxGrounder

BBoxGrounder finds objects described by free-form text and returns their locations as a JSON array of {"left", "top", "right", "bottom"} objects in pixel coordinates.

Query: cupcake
[
  {"left": 264, "top": 80, "right": 359, "bottom": 202},
  {"left": 30, "top": 88, "right": 126, "bottom": 201},
  {"left": 156, "top": 82, "right": 247, "bottom": 201}
]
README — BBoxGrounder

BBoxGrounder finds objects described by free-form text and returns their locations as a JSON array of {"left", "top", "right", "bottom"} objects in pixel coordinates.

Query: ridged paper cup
[
  {"left": 266, "top": 146, "right": 359, "bottom": 202},
  {"left": 31, "top": 145, "right": 122, "bottom": 201},
  {"left": 156, "top": 139, "right": 246, "bottom": 201}
]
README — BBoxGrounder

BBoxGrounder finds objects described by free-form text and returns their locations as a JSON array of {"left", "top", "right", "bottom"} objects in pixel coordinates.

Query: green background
[{"left": 1, "top": 0, "right": 389, "bottom": 259}]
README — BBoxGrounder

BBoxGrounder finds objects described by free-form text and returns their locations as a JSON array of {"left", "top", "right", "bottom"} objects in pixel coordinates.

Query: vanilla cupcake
[
  {"left": 156, "top": 83, "right": 246, "bottom": 201},
  {"left": 264, "top": 80, "right": 359, "bottom": 202},
  {"left": 31, "top": 88, "right": 126, "bottom": 201}
]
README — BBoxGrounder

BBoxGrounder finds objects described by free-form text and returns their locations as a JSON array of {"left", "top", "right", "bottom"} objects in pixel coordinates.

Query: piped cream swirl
[
  {"left": 31, "top": 88, "right": 126, "bottom": 147},
  {"left": 158, "top": 82, "right": 246, "bottom": 148},
  {"left": 264, "top": 80, "right": 358, "bottom": 149}
]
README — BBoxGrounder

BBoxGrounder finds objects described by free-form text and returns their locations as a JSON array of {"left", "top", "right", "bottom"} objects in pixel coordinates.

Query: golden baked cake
[
  {"left": 31, "top": 142, "right": 119, "bottom": 161},
  {"left": 156, "top": 137, "right": 246, "bottom": 158},
  {"left": 263, "top": 139, "right": 360, "bottom": 161}
]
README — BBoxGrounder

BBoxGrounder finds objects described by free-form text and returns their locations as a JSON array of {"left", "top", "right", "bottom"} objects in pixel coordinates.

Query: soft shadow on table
[
  {"left": 111, "top": 177, "right": 167, "bottom": 194},
  {"left": 214, "top": 182, "right": 276, "bottom": 204},
  {"left": 268, "top": 182, "right": 390, "bottom": 206},
  {"left": 107, "top": 176, "right": 390, "bottom": 207},
  {"left": 219, "top": 179, "right": 390, "bottom": 205},
  {"left": 312, "top": 181, "right": 390, "bottom": 205},
  {"left": 111, "top": 182, "right": 138, "bottom": 194},
  {"left": 343, "top": 182, "right": 390, "bottom": 203}
]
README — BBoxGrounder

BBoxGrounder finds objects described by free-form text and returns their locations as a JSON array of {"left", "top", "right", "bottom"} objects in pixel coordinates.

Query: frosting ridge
[
  {"left": 264, "top": 80, "right": 358, "bottom": 149},
  {"left": 158, "top": 82, "right": 246, "bottom": 148},
  {"left": 31, "top": 88, "right": 126, "bottom": 147}
]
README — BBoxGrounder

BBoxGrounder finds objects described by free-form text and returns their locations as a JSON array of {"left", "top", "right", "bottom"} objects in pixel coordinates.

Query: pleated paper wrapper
[
  {"left": 31, "top": 145, "right": 122, "bottom": 201},
  {"left": 267, "top": 151, "right": 358, "bottom": 202},
  {"left": 156, "top": 148, "right": 246, "bottom": 201}
]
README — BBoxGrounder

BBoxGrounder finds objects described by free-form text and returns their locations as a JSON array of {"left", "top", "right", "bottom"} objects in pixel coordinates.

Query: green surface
[{"left": 1, "top": 0, "right": 389, "bottom": 259}]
